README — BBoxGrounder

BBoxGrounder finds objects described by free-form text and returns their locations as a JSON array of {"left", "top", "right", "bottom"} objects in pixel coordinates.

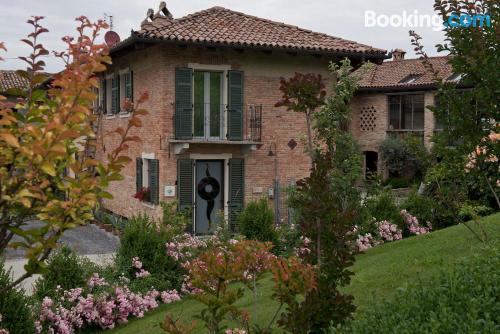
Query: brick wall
[
  {"left": 97, "top": 44, "right": 333, "bottom": 220},
  {"left": 350, "top": 91, "right": 438, "bottom": 178}
]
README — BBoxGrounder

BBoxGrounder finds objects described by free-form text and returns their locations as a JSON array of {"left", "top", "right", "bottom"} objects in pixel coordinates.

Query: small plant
[
  {"left": 163, "top": 240, "right": 276, "bottom": 334},
  {"left": 116, "top": 215, "right": 185, "bottom": 292},
  {"left": 401, "top": 192, "right": 435, "bottom": 227},
  {"left": 364, "top": 190, "right": 403, "bottom": 227},
  {"left": 0, "top": 262, "right": 34, "bottom": 334},
  {"left": 379, "top": 136, "right": 429, "bottom": 181},
  {"left": 237, "top": 199, "right": 279, "bottom": 247},
  {"left": 134, "top": 187, "right": 151, "bottom": 202},
  {"left": 161, "top": 201, "right": 190, "bottom": 237},
  {"left": 33, "top": 246, "right": 97, "bottom": 301}
]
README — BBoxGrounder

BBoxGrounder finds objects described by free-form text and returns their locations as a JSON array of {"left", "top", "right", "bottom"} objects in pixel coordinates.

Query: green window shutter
[
  {"left": 175, "top": 68, "right": 193, "bottom": 139},
  {"left": 111, "top": 74, "right": 120, "bottom": 114},
  {"left": 149, "top": 159, "right": 160, "bottom": 205},
  {"left": 101, "top": 78, "right": 107, "bottom": 114},
  {"left": 229, "top": 158, "right": 245, "bottom": 232},
  {"left": 125, "top": 71, "right": 133, "bottom": 101},
  {"left": 136, "top": 158, "right": 143, "bottom": 193},
  {"left": 177, "top": 159, "right": 194, "bottom": 212},
  {"left": 227, "top": 70, "right": 244, "bottom": 141}
]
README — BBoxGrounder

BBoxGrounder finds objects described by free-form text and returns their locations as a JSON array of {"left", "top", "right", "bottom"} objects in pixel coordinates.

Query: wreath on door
[{"left": 197, "top": 164, "right": 221, "bottom": 227}]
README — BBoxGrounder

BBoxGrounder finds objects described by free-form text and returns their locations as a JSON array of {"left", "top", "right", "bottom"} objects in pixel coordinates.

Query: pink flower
[{"left": 88, "top": 273, "right": 107, "bottom": 288}]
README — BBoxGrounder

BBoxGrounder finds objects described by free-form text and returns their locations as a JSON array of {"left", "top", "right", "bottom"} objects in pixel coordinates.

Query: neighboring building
[
  {"left": 0, "top": 70, "right": 29, "bottom": 104},
  {"left": 96, "top": 2, "right": 388, "bottom": 234},
  {"left": 350, "top": 50, "right": 458, "bottom": 178}
]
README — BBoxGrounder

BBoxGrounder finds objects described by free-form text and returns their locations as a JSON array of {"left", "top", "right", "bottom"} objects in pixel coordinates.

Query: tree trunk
[
  {"left": 316, "top": 217, "right": 321, "bottom": 267},
  {"left": 305, "top": 112, "right": 314, "bottom": 169}
]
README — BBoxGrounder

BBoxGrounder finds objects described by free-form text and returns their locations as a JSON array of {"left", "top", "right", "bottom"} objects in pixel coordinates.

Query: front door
[
  {"left": 193, "top": 71, "right": 223, "bottom": 139},
  {"left": 195, "top": 160, "right": 224, "bottom": 235}
]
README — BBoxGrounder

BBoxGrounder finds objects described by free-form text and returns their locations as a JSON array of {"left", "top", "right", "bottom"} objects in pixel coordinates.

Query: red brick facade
[{"left": 97, "top": 44, "right": 333, "bottom": 221}]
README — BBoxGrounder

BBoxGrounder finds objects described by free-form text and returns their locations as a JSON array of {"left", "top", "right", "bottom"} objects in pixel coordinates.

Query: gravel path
[
  {"left": 2, "top": 222, "right": 120, "bottom": 294},
  {"left": 4, "top": 222, "right": 120, "bottom": 259}
]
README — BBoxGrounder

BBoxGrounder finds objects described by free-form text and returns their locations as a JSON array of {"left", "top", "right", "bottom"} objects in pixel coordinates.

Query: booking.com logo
[
  {"left": 445, "top": 13, "right": 491, "bottom": 28},
  {"left": 365, "top": 10, "right": 492, "bottom": 31}
]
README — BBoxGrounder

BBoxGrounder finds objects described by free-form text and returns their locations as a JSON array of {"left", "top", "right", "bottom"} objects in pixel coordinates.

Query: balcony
[{"left": 170, "top": 103, "right": 262, "bottom": 154}]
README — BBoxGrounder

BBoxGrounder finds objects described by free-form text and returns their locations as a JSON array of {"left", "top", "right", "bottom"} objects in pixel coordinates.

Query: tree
[
  {"left": 288, "top": 59, "right": 372, "bottom": 331},
  {"left": 0, "top": 16, "right": 147, "bottom": 292},
  {"left": 275, "top": 73, "right": 326, "bottom": 167}
]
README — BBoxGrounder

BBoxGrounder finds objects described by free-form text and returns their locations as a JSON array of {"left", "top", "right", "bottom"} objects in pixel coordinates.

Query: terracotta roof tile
[
  {"left": 133, "top": 6, "right": 386, "bottom": 56},
  {"left": 356, "top": 56, "right": 456, "bottom": 89},
  {"left": 0, "top": 70, "right": 28, "bottom": 93}
]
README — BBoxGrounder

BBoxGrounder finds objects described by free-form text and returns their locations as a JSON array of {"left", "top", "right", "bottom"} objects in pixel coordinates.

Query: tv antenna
[{"left": 104, "top": 13, "right": 114, "bottom": 31}]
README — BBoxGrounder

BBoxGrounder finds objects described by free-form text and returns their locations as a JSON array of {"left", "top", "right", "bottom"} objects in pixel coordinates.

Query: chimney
[
  {"left": 392, "top": 48, "right": 406, "bottom": 61},
  {"left": 141, "top": 2, "right": 173, "bottom": 29}
]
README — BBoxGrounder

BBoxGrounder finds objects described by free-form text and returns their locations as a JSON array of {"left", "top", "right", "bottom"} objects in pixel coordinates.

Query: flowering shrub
[
  {"left": 132, "top": 257, "right": 151, "bottom": 278},
  {"left": 355, "top": 233, "right": 378, "bottom": 251},
  {"left": 116, "top": 216, "right": 185, "bottom": 293},
  {"left": 294, "top": 236, "right": 312, "bottom": 257},
  {"left": 377, "top": 221, "right": 403, "bottom": 242},
  {"left": 401, "top": 210, "right": 431, "bottom": 236},
  {"left": 353, "top": 210, "right": 430, "bottom": 252},
  {"left": 36, "top": 259, "right": 181, "bottom": 333},
  {"left": 226, "top": 329, "right": 247, "bottom": 334},
  {"left": 166, "top": 233, "right": 207, "bottom": 263}
]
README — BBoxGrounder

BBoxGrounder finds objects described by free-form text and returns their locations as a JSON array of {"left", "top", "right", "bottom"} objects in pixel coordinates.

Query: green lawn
[{"left": 98, "top": 213, "right": 500, "bottom": 334}]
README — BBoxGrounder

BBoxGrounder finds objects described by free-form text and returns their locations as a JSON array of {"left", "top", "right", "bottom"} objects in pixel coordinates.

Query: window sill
[
  {"left": 119, "top": 112, "right": 132, "bottom": 118},
  {"left": 140, "top": 201, "right": 156, "bottom": 209},
  {"left": 105, "top": 115, "right": 117, "bottom": 120}
]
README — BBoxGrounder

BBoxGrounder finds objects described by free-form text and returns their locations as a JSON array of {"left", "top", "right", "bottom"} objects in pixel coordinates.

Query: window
[
  {"left": 447, "top": 73, "right": 463, "bottom": 82},
  {"left": 100, "top": 70, "right": 133, "bottom": 115},
  {"left": 193, "top": 71, "right": 223, "bottom": 138},
  {"left": 388, "top": 94, "right": 425, "bottom": 130},
  {"left": 399, "top": 74, "right": 422, "bottom": 84},
  {"left": 135, "top": 157, "right": 159, "bottom": 205}
]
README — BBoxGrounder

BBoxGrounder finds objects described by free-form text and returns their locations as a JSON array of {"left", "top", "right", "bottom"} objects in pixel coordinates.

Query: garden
[{"left": 0, "top": 1, "right": 499, "bottom": 333}]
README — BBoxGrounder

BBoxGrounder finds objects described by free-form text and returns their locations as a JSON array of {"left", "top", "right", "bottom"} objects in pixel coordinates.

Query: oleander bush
[{"left": 331, "top": 245, "right": 500, "bottom": 334}]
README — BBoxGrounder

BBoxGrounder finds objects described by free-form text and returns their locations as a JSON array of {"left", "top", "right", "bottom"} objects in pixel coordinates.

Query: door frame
[{"left": 190, "top": 153, "right": 232, "bottom": 234}]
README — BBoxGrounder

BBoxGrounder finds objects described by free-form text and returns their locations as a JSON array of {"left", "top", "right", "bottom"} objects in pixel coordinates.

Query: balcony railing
[
  {"left": 173, "top": 103, "right": 262, "bottom": 142},
  {"left": 386, "top": 129, "right": 424, "bottom": 141}
]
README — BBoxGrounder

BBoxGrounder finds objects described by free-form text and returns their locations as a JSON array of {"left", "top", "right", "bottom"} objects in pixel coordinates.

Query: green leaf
[{"left": 41, "top": 161, "right": 56, "bottom": 176}]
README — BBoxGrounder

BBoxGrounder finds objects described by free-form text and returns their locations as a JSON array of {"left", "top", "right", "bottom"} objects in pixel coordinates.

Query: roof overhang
[{"left": 110, "top": 34, "right": 390, "bottom": 61}]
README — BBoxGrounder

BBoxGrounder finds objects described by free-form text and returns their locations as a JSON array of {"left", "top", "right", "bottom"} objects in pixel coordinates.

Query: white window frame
[{"left": 188, "top": 63, "right": 231, "bottom": 139}]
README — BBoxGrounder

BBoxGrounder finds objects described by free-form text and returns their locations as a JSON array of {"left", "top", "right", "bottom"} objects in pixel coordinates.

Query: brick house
[
  {"left": 349, "top": 50, "right": 457, "bottom": 178},
  {"left": 97, "top": 2, "right": 387, "bottom": 234},
  {"left": 0, "top": 70, "right": 29, "bottom": 104}
]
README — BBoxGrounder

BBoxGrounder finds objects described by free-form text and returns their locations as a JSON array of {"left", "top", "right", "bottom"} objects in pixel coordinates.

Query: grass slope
[{"left": 99, "top": 213, "right": 500, "bottom": 334}]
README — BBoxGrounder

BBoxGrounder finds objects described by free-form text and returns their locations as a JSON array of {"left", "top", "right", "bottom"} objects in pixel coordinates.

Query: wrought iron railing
[{"left": 173, "top": 103, "right": 262, "bottom": 142}]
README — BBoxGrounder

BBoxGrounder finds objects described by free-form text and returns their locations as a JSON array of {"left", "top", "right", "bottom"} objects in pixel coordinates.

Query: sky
[{"left": 0, "top": 0, "right": 446, "bottom": 72}]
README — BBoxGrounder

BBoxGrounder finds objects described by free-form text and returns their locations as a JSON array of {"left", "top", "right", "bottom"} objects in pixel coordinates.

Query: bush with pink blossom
[
  {"left": 377, "top": 220, "right": 403, "bottom": 242},
  {"left": 35, "top": 259, "right": 182, "bottom": 334},
  {"left": 401, "top": 210, "right": 432, "bottom": 236}
]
